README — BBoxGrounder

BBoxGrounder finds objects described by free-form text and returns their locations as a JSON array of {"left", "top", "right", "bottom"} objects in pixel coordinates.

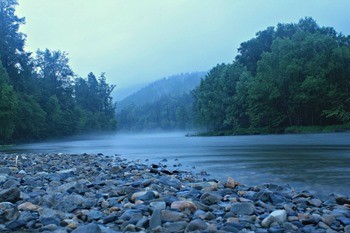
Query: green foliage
[
  {"left": 0, "top": 2, "right": 117, "bottom": 142},
  {"left": 194, "top": 17, "right": 350, "bottom": 134}
]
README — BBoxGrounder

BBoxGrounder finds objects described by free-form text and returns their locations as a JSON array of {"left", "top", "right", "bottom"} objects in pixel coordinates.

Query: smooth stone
[
  {"left": 231, "top": 202, "right": 255, "bottom": 215},
  {"left": 18, "top": 202, "right": 40, "bottom": 211},
  {"left": 161, "top": 210, "right": 184, "bottom": 222},
  {"left": 0, "top": 187, "right": 20, "bottom": 203},
  {"left": 149, "top": 209, "right": 161, "bottom": 229},
  {"left": 150, "top": 201, "right": 166, "bottom": 210},
  {"left": 254, "top": 190, "right": 272, "bottom": 202},
  {"left": 0, "top": 202, "right": 19, "bottom": 223},
  {"left": 0, "top": 175, "right": 8, "bottom": 183},
  {"left": 159, "top": 176, "right": 182, "bottom": 190},
  {"left": 261, "top": 210, "right": 287, "bottom": 228},
  {"left": 71, "top": 223, "right": 101, "bottom": 233},
  {"left": 186, "top": 219, "right": 207, "bottom": 232},
  {"left": 131, "top": 190, "right": 158, "bottom": 202},
  {"left": 103, "top": 213, "right": 119, "bottom": 224},
  {"left": 226, "top": 177, "right": 239, "bottom": 188},
  {"left": 200, "top": 192, "right": 220, "bottom": 205},
  {"left": 171, "top": 200, "right": 197, "bottom": 213}
]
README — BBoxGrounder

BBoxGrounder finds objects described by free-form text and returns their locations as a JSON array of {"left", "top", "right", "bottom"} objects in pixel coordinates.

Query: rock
[
  {"left": 161, "top": 210, "right": 184, "bottom": 222},
  {"left": 5, "top": 220, "right": 26, "bottom": 230},
  {"left": 231, "top": 202, "right": 255, "bottom": 215},
  {"left": 130, "top": 190, "right": 158, "bottom": 202},
  {"left": 0, "top": 202, "right": 19, "bottom": 223},
  {"left": 123, "top": 224, "right": 136, "bottom": 232},
  {"left": 87, "top": 210, "right": 103, "bottom": 221},
  {"left": 261, "top": 210, "right": 287, "bottom": 228},
  {"left": 171, "top": 200, "right": 197, "bottom": 213},
  {"left": 159, "top": 176, "right": 182, "bottom": 190},
  {"left": 149, "top": 209, "right": 161, "bottom": 229},
  {"left": 200, "top": 192, "right": 220, "bottom": 205},
  {"left": 38, "top": 208, "right": 60, "bottom": 226},
  {"left": 338, "top": 216, "right": 350, "bottom": 226},
  {"left": 0, "top": 187, "right": 20, "bottom": 203},
  {"left": 254, "top": 190, "right": 272, "bottom": 202},
  {"left": 150, "top": 201, "right": 166, "bottom": 210},
  {"left": 186, "top": 219, "right": 207, "bottom": 232},
  {"left": 18, "top": 202, "right": 40, "bottom": 211},
  {"left": 321, "top": 214, "right": 335, "bottom": 226},
  {"left": 226, "top": 177, "right": 239, "bottom": 188},
  {"left": 0, "top": 175, "right": 7, "bottom": 183},
  {"left": 335, "top": 195, "right": 350, "bottom": 205},
  {"left": 307, "top": 198, "right": 322, "bottom": 207},
  {"left": 164, "top": 221, "right": 187, "bottom": 232},
  {"left": 71, "top": 223, "right": 101, "bottom": 233}
]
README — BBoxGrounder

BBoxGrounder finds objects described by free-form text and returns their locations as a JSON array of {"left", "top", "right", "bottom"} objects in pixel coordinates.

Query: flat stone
[
  {"left": 307, "top": 198, "right": 322, "bottom": 207},
  {"left": 161, "top": 210, "right": 184, "bottom": 222},
  {"left": 231, "top": 202, "right": 255, "bottom": 215},
  {"left": 18, "top": 202, "right": 40, "bottom": 211},
  {"left": 150, "top": 201, "right": 166, "bottom": 210}
]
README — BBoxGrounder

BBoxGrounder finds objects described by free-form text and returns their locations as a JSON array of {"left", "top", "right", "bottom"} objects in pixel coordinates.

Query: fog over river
[{"left": 6, "top": 132, "right": 350, "bottom": 198}]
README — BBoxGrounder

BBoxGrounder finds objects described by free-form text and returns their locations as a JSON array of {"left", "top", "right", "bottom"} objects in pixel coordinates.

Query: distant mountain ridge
[{"left": 117, "top": 72, "right": 206, "bottom": 111}]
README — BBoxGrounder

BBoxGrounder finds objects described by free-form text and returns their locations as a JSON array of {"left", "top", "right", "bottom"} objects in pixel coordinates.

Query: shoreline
[{"left": 0, "top": 153, "right": 349, "bottom": 233}]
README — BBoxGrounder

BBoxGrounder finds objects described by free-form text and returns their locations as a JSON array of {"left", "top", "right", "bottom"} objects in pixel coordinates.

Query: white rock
[{"left": 261, "top": 209, "right": 287, "bottom": 228}]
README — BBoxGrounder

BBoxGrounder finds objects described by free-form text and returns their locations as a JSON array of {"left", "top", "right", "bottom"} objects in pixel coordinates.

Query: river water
[{"left": 5, "top": 132, "right": 350, "bottom": 198}]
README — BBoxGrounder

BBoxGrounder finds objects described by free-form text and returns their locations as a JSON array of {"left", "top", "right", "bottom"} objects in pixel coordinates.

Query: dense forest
[
  {"left": 0, "top": 0, "right": 116, "bottom": 143},
  {"left": 193, "top": 17, "right": 350, "bottom": 135},
  {"left": 117, "top": 72, "right": 204, "bottom": 131}
]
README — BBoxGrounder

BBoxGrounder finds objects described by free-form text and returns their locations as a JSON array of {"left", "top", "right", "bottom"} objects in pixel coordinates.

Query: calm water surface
[{"left": 5, "top": 132, "right": 350, "bottom": 197}]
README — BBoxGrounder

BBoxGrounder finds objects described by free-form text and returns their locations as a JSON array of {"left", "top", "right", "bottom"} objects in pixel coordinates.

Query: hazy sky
[{"left": 17, "top": 0, "right": 350, "bottom": 89}]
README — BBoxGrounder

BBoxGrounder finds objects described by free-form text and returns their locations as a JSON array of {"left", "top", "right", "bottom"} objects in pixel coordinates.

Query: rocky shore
[{"left": 0, "top": 153, "right": 349, "bottom": 233}]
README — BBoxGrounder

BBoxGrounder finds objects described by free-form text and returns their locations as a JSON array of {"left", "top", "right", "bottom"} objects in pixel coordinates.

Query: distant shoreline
[{"left": 189, "top": 123, "right": 350, "bottom": 137}]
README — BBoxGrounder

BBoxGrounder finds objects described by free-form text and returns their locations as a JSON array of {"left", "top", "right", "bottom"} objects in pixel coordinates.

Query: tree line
[
  {"left": 0, "top": 0, "right": 116, "bottom": 143},
  {"left": 193, "top": 18, "right": 350, "bottom": 134},
  {"left": 117, "top": 72, "right": 204, "bottom": 131}
]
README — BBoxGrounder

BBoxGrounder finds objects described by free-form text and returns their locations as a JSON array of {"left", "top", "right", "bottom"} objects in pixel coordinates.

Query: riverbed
[{"left": 5, "top": 132, "right": 350, "bottom": 198}]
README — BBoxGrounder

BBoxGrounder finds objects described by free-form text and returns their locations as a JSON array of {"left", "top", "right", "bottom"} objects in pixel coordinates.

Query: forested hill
[
  {"left": 117, "top": 72, "right": 205, "bottom": 111},
  {"left": 193, "top": 17, "right": 350, "bottom": 135},
  {"left": 0, "top": 1, "right": 116, "bottom": 143},
  {"left": 117, "top": 72, "right": 205, "bottom": 131}
]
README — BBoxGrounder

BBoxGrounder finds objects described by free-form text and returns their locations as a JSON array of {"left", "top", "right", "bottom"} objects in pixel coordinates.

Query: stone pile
[{"left": 0, "top": 152, "right": 349, "bottom": 233}]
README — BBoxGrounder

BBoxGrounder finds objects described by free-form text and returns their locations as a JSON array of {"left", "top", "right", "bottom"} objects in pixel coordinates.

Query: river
[{"left": 4, "top": 132, "right": 350, "bottom": 198}]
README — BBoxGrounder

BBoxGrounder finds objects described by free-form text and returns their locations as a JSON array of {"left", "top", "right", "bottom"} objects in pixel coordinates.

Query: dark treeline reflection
[{"left": 0, "top": 1, "right": 116, "bottom": 143}]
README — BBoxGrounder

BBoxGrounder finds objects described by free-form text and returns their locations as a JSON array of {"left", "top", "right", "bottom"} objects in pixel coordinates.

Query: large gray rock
[
  {"left": 231, "top": 202, "right": 255, "bottom": 215},
  {"left": 200, "top": 192, "right": 220, "bottom": 205},
  {"left": 161, "top": 210, "right": 184, "bottom": 222},
  {"left": 0, "top": 187, "right": 20, "bottom": 203}
]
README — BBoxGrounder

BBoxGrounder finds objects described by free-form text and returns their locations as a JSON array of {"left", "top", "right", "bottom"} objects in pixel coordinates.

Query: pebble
[{"left": 0, "top": 152, "right": 348, "bottom": 233}]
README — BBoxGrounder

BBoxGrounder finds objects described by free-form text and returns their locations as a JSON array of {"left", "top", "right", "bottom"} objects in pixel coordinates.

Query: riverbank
[
  {"left": 0, "top": 153, "right": 349, "bottom": 233},
  {"left": 192, "top": 123, "right": 350, "bottom": 137}
]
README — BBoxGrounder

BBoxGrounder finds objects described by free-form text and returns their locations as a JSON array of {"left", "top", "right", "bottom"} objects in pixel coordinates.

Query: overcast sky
[{"left": 17, "top": 0, "right": 350, "bottom": 89}]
